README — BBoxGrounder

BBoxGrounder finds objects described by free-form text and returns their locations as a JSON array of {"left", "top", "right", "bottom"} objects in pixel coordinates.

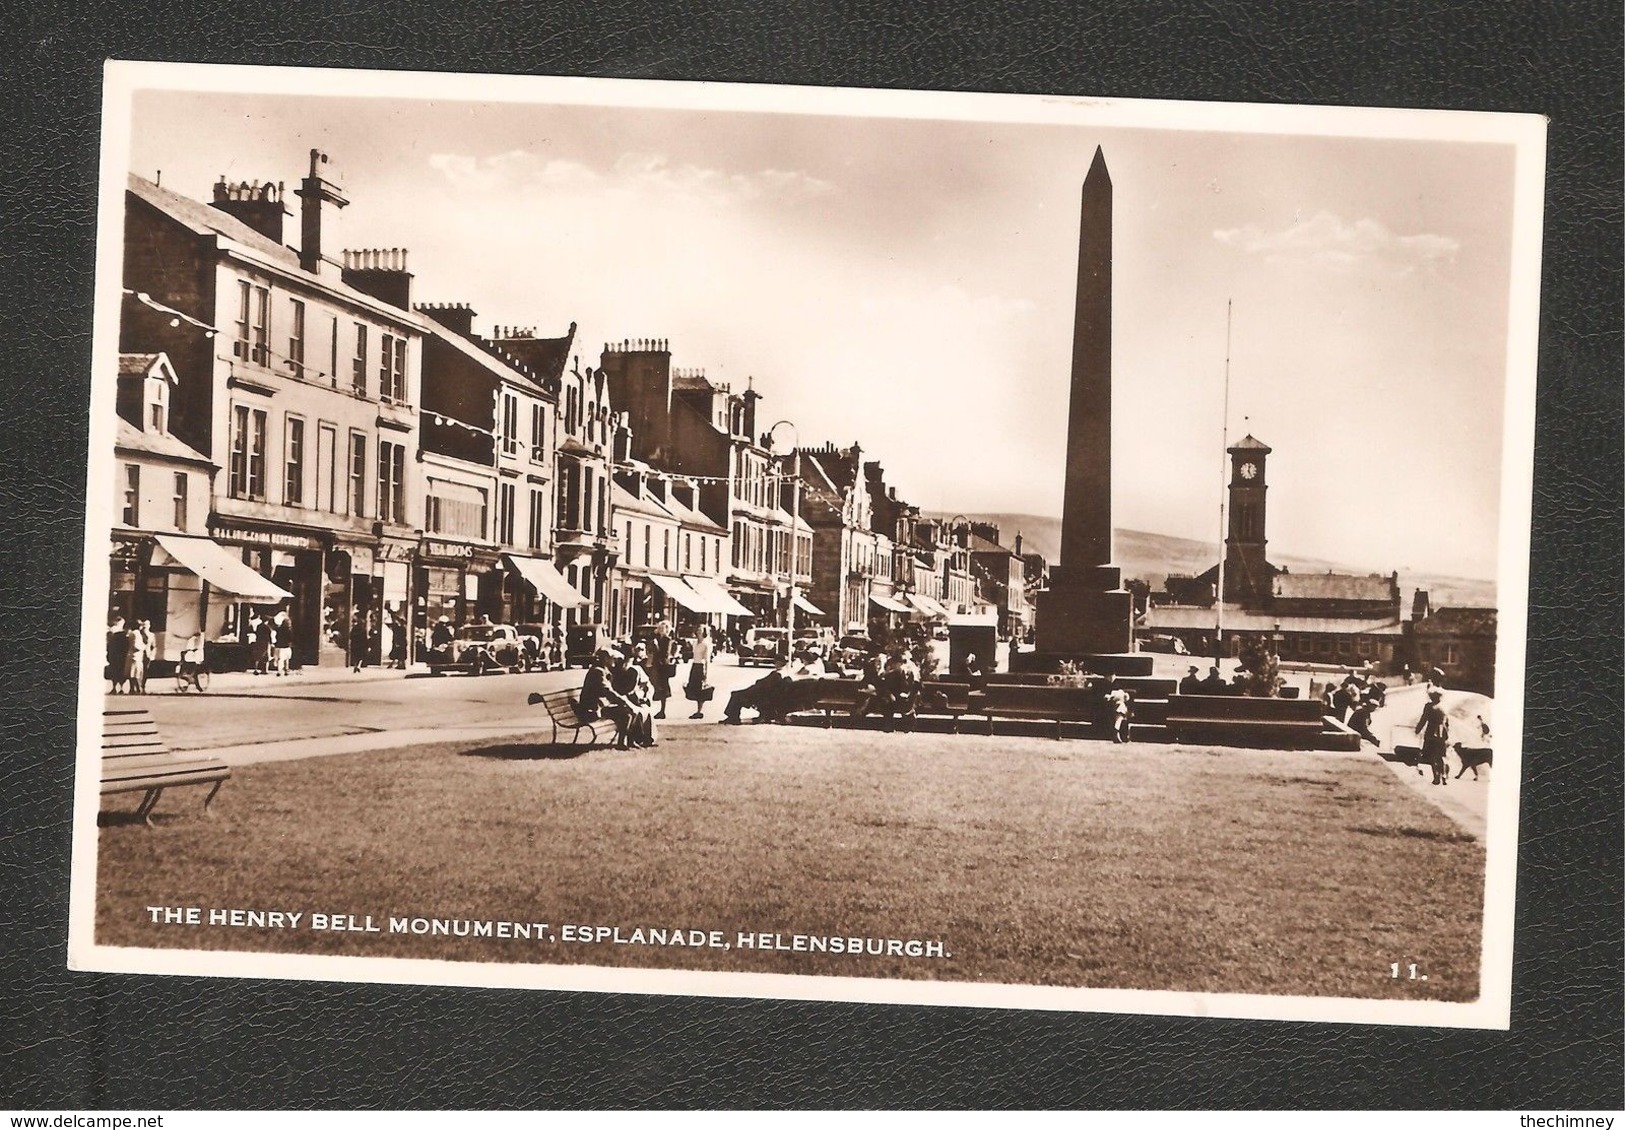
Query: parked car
[
  {"left": 1140, "top": 633, "right": 1190, "bottom": 655},
  {"left": 834, "top": 632, "right": 874, "bottom": 673},
  {"left": 565, "top": 623, "right": 612, "bottom": 668},
  {"left": 426, "top": 622, "right": 531, "bottom": 675},
  {"left": 740, "top": 626, "right": 792, "bottom": 667},
  {"left": 514, "top": 623, "right": 563, "bottom": 671},
  {"left": 792, "top": 627, "right": 832, "bottom": 661}
]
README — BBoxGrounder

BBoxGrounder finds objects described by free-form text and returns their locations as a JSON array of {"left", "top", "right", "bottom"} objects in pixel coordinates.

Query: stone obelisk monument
[{"left": 1030, "top": 146, "right": 1144, "bottom": 672}]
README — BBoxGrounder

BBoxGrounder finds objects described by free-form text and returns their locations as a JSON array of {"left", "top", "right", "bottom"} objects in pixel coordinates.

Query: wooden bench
[
  {"left": 795, "top": 677, "right": 973, "bottom": 729},
  {"left": 527, "top": 689, "right": 620, "bottom": 747},
  {"left": 101, "top": 707, "right": 230, "bottom": 823},
  {"left": 966, "top": 684, "right": 1103, "bottom": 739},
  {"left": 1163, "top": 694, "right": 1331, "bottom": 747}
]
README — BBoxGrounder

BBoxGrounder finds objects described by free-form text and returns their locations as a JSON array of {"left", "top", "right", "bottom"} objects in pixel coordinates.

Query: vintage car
[
  {"left": 426, "top": 622, "right": 532, "bottom": 675},
  {"left": 739, "top": 626, "right": 792, "bottom": 667},
  {"left": 514, "top": 623, "right": 564, "bottom": 672},
  {"left": 792, "top": 627, "right": 833, "bottom": 661},
  {"left": 834, "top": 632, "right": 875, "bottom": 673},
  {"left": 564, "top": 623, "right": 613, "bottom": 668}
]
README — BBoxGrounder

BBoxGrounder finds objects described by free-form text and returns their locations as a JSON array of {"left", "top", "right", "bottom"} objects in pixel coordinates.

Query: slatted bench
[
  {"left": 966, "top": 684, "right": 1104, "bottom": 739},
  {"left": 101, "top": 707, "right": 230, "bottom": 824},
  {"left": 1164, "top": 694, "right": 1332, "bottom": 748},
  {"left": 527, "top": 688, "right": 620, "bottom": 748},
  {"left": 794, "top": 677, "right": 973, "bottom": 729}
]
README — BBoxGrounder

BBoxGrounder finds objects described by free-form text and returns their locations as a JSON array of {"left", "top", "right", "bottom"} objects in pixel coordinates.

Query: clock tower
[{"left": 1223, "top": 434, "right": 1272, "bottom": 603}]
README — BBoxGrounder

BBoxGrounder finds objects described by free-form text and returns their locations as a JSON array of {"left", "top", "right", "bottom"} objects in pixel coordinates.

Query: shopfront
[{"left": 209, "top": 519, "right": 326, "bottom": 668}]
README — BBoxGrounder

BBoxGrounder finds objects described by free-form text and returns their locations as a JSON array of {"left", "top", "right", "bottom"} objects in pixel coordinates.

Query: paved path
[{"left": 1363, "top": 682, "right": 1494, "bottom": 840}]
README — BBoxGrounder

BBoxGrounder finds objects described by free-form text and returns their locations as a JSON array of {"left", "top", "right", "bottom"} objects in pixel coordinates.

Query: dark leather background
[{"left": 1, "top": 2, "right": 1619, "bottom": 1111}]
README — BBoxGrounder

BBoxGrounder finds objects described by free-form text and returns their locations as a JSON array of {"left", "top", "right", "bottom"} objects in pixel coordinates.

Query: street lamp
[{"left": 768, "top": 420, "right": 800, "bottom": 636}]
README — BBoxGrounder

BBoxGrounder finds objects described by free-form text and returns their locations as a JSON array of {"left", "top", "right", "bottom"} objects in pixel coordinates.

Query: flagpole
[{"left": 1215, "top": 299, "right": 1232, "bottom": 664}]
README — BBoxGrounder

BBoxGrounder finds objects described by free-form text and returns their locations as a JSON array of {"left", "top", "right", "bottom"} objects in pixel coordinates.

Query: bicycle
[{"left": 174, "top": 647, "right": 210, "bottom": 693}]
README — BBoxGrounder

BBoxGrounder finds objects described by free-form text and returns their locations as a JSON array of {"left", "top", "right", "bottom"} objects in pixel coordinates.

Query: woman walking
[{"left": 685, "top": 623, "right": 714, "bottom": 719}]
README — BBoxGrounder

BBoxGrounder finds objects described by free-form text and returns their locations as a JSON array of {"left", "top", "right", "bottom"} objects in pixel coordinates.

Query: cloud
[
  {"left": 427, "top": 149, "right": 834, "bottom": 206},
  {"left": 1213, "top": 211, "right": 1459, "bottom": 274}
]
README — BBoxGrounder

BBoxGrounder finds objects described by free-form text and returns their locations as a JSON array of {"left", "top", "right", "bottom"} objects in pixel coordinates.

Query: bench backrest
[
  {"left": 103, "top": 707, "right": 168, "bottom": 757},
  {"left": 1167, "top": 694, "right": 1327, "bottom": 722},
  {"left": 980, "top": 684, "right": 1096, "bottom": 712},
  {"left": 538, "top": 690, "right": 587, "bottom": 724}
]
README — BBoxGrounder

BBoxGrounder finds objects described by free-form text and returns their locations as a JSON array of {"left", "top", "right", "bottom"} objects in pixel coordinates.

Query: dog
[
  {"left": 1388, "top": 744, "right": 1448, "bottom": 785},
  {"left": 1453, "top": 743, "right": 1494, "bottom": 780}
]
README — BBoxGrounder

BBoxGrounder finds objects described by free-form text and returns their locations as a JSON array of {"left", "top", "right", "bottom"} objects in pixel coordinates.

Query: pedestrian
[
  {"left": 686, "top": 623, "right": 714, "bottom": 719},
  {"left": 248, "top": 610, "right": 269, "bottom": 675},
  {"left": 1415, "top": 688, "right": 1452, "bottom": 786},
  {"left": 1199, "top": 666, "right": 1226, "bottom": 695},
  {"left": 648, "top": 619, "right": 675, "bottom": 720},
  {"left": 272, "top": 609, "right": 294, "bottom": 676},
  {"left": 125, "top": 619, "right": 156, "bottom": 694},
  {"left": 107, "top": 615, "right": 130, "bottom": 693},
  {"left": 963, "top": 652, "right": 987, "bottom": 693},
  {"left": 430, "top": 616, "right": 453, "bottom": 656},
  {"left": 1103, "top": 675, "right": 1132, "bottom": 743}
]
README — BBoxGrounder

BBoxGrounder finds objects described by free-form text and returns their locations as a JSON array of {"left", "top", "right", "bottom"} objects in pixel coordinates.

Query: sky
[{"left": 124, "top": 81, "right": 1522, "bottom": 580}]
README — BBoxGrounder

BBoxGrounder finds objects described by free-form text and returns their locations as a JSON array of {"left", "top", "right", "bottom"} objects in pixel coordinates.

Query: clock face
[{"left": 1239, "top": 461, "right": 1258, "bottom": 480}]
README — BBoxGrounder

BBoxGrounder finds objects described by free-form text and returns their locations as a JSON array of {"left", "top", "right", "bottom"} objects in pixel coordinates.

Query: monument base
[{"left": 1033, "top": 582, "right": 1135, "bottom": 656}]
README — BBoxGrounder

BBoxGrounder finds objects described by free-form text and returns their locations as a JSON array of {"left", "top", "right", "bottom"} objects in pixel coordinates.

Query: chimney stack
[
  {"left": 416, "top": 302, "right": 477, "bottom": 338},
  {"left": 296, "top": 149, "right": 348, "bottom": 274},
  {"left": 211, "top": 177, "right": 289, "bottom": 245},
  {"left": 342, "top": 247, "right": 414, "bottom": 310}
]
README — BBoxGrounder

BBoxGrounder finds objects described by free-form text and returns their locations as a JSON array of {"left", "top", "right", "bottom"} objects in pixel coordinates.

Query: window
[
  {"left": 527, "top": 488, "right": 545, "bottom": 551},
  {"left": 317, "top": 423, "right": 338, "bottom": 513},
  {"left": 500, "top": 392, "right": 519, "bottom": 457},
  {"left": 349, "top": 432, "right": 367, "bottom": 516},
  {"left": 556, "top": 460, "right": 580, "bottom": 531},
  {"left": 380, "top": 333, "right": 406, "bottom": 402},
  {"left": 497, "top": 481, "right": 516, "bottom": 545},
  {"left": 1444, "top": 642, "right": 1461, "bottom": 665},
  {"left": 122, "top": 464, "right": 139, "bottom": 526},
  {"left": 252, "top": 286, "right": 270, "bottom": 365},
  {"left": 284, "top": 416, "right": 305, "bottom": 506},
  {"left": 235, "top": 281, "right": 251, "bottom": 359},
  {"left": 425, "top": 481, "right": 487, "bottom": 538},
  {"left": 377, "top": 441, "right": 405, "bottom": 523},
  {"left": 531, "top": 403, "right": 546, "bottom": 462},
  {"left": 288, "top": 299, "right": 305, "bottom": 378},
  {"left": 643, "top": 524, "right": 651, "bottom": 567},
  {"left": 229, "top": 405, "right": 267, "bottom": 500},
  {"left": 352, "top": 324, "right": 368, "bottom": 395},
  {"left": 565, "top": 386, "right": 578, "bottom": 435},
  {"left": 582, "top": 466, "right": 595, "bottom": 533},
  {"left": 172, "top": 472, "right": 187, "bottom": 531},
  {"left": 684, "top": 533, "right": 692, "bottom": 571},
  {"left": 147, "top": 372, "right": 167, "bottom": 434},
  {"left": 663, "top": 528, "right": 671, "bottom": 571}
]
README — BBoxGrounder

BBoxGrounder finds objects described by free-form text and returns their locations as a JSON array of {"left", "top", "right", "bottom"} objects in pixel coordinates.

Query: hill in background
[{"left": 924, "top": 512, "right": 1498, "bottom": 610}]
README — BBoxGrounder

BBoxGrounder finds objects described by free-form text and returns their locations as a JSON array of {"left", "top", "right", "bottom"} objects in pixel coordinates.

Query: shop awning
[
  {"left": 648, "top": 573, "right": 709, "bottom": 614},
  {"left": 905, "top": 592, "right": 950, "bottom": 618},
  {"left": 504, "top": 554, "right": 589, "bottom": 608},
  {"left": 791, "top": 593, "right": 825, "bottom": 617},
  {"left": 682, "top": 575, "right": 755, "bottom": 618},
  {"left": 153, "top": 534, "right": 294, "bottom": 602},
  {"left": 869, "top": 593, "right": 911, "bottom": 615}
]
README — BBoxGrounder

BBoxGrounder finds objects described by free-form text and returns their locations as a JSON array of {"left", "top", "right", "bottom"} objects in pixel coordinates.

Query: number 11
[{"left": 1389, "top": 962, "right": 1419, "bottom": 979}]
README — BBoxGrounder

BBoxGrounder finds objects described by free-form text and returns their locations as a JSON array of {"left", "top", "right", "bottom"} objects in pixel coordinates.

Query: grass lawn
[{"left": 95, "top": 725, "right": 1484, "bottom": 1002}]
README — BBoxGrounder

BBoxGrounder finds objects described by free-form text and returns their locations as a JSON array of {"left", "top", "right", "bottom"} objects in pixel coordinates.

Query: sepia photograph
[{"left": 68, "top": 61, "right": 1545, "bottom": 1030}]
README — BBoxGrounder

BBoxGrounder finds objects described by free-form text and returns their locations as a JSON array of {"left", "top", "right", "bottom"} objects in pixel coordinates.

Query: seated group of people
[
  {"left": 573, "top": 648, "right": 660, "bottom": 749},
  {"left": 721, "top": 649, "right": 927, "bottom": 730},
  {"left": 1177, "top": 666, "right": 1250, "bottom": 696}
]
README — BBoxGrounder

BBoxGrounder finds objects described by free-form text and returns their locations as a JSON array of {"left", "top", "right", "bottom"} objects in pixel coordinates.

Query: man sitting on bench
[
  {"left": 722, "top": 653, "right": 828, "bottom": 724},
  {"left": 852, "top": 651, "right": 922, "bottom": 731}
]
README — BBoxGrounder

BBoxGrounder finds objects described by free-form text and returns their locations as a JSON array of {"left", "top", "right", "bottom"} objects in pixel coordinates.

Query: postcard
[{"left": 70, "top": 61, "right": 1545, "bottom": 1029}]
